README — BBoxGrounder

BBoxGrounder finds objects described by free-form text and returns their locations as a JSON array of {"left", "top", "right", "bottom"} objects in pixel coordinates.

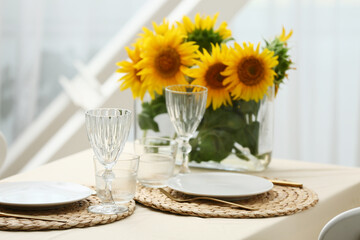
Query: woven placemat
[
  {"left": 135, "top": 184, "right": 318, "bottom": 218},
  {"left": 0, "top": 195, "right": 135, "bottom": 231}
]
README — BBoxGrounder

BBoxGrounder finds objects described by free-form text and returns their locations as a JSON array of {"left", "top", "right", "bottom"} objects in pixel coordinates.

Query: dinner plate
[
  {"left": 0, "top": 181, "right": 94, "bottom": 207},
  {"left": 167, "top": 172, "right": 273, "bottom": 198}
]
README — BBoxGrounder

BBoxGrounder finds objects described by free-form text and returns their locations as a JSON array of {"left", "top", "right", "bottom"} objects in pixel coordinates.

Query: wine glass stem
[
  {"left": 103, "top": 169, "right": 115, "bottom": 204},
  {"left": 179, "top": 138, "right": 191, "bottom": 173}
]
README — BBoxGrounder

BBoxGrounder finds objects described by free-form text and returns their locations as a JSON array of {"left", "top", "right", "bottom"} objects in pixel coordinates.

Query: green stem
[{"left": 142, "top": 130, "right": 148, "bottom": 138}]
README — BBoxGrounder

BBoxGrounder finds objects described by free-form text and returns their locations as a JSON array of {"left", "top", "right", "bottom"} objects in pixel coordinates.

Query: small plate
[
  {"left": 0, "top": 181, "right": 93, "bottom": 207},
  {"left": 167, "top": 172, "right": 273, "bottom": 198}
]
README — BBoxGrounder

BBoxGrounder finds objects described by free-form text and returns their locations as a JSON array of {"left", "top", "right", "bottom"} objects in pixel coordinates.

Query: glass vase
[{"left": 134, "top": 86, "right": 274, "bottom": 172}]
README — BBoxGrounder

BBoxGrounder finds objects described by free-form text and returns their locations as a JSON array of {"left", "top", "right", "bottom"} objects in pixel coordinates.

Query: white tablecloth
[{"left": 1, "top": 146, "right": 360, "bottom": 239}]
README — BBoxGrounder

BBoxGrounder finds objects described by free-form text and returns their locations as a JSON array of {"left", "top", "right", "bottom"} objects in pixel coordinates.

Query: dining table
[{"left": 1, "top": 143, "right": 360, "bottom": 240}]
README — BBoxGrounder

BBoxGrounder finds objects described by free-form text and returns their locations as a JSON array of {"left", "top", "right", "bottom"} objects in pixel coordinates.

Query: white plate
[
  {"left": 167, "top": 172, "right": 273, "bottom": 198},
  {"left": 0, "top": 181, "right": 93, "bottom": 207}
]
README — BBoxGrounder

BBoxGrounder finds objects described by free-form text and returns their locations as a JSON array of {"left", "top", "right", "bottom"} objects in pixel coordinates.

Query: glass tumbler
[
  {"left": 134, "top": 137, "right": 178, "bottom": 188},
  {"left": 91, "top": 153, "right": 139, "bottom": 214}
]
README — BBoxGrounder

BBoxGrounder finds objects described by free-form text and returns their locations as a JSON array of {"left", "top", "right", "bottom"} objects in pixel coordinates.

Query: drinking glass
[
  {"left": 134, "top": 137, "right": 178, "bottom": 188},
  {"left": 165, "top": 85, "right": 208, "bottom": 173},
  {"left": 85, "top": 108, "right": 132, "bottom": 214},
  {"left": 93, "top": 153, "right": 139, "bottom": 212}
]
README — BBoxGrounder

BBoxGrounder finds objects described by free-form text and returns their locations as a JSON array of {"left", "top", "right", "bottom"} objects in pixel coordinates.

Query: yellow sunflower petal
[
  {"left": 218, "top": 22, "right": 232, "bottom": 39},
  {"left": 279, "top": 27, "right": 293, "bottom": 42},
  {"left": 195, "top": 13, "right": 202, "bottom": 29},
  {"left": 152, "top": 19, "right": 172, "bottom": 35},
  {"left": 181, "top": 15, "right": 194, "bottom": 33},
  {"left": 116, "top": 43, "right": 149, "bottom": 100}
]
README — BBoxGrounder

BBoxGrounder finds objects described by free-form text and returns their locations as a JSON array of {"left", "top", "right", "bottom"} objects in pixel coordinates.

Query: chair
[
  {"left": 319, "top": 207, "right": 360, "bottom": 240},
  {"left": 0, "top": 132, "right": 7, "bottom": 169}
]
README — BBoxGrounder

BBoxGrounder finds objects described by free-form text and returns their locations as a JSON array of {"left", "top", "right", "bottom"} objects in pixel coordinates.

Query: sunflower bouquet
[{"left": 117, "top": 13, "right": 293, "bottom": 169}]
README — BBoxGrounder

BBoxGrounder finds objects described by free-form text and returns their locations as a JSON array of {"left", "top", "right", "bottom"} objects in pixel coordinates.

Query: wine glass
[
  {"left": 85, "top": 108, "right": 132, "bottom": 214},
  {"left": 165, "top": 85, "right": 208, "bottom": 174}
]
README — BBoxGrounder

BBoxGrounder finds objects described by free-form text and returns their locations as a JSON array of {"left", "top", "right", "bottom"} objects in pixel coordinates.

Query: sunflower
[
  {"left": 223, "top": 42, "right": 278, "bottom": 102},
  {"left": 116, "top": 42, "right": 150, "bottom": 100},
  {"left": 178, "top": 13, "right": 232, "bottom": 53},
  {"left": 188, "top": 44, "right": 232, "bottom": 110},
  {"left": 136, "top": 30, "right": 198, "bottom": 96}
]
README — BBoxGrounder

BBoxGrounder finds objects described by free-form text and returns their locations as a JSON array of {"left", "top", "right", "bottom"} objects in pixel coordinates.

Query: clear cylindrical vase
[{"left": 134, "top": 87, "right": 274, "bottom": 172}]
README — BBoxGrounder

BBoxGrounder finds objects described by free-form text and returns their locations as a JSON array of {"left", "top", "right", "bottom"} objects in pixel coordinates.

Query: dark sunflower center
[
  {"left": 237, "top": 57, "right": 265, "bottom": 86},
  {"left": 155, "top": 47, "right": 181, "bottom": 78},
  {"left": 205, "top": 63, "right": 227, "bottom": 89}
]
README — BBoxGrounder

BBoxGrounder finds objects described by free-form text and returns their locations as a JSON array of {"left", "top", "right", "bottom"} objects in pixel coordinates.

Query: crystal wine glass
[
  {"left": 165, "top": 85, "right": 208, "bottom": 173},
  {"left": 85, "top": 108, "right": 132, "bottom": 214}
]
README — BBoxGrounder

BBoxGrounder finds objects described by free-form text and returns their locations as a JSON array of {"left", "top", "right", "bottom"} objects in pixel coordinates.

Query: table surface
[{"left": 1, "top": 145, "right": 360, "bottom": 240}]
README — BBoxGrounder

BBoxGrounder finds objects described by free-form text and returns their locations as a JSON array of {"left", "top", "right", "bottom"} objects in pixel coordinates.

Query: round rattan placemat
[
  {"left": 0, "top": 195, "right": 135, "bottom": 231},
  {"left": 135, "top": 184, "right": 318, "bottom": 218}
]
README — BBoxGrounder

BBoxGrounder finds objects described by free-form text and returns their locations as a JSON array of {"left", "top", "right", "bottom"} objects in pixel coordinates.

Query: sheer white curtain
[
  {"left": 15, "top": 0, "right": 43, "bottom": 136},
  {"left": 230, "top": 0, "right": 360, "bottom": 166},
  {"left": 0, "top": 0, "right": 147, "bottom": 146},
  {"left": 0, "top": 0, "right": 44, "bottom": 144}
]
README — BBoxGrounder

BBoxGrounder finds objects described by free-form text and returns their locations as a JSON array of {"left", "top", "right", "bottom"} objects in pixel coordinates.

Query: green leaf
[
  {"left": 190, "top": 129, "right": 234, "bottom": 163},
  {"left": 265, "top": 37, "right": 293, "bottom": 85},
  {"left": 138, "top": 112, "right": 159, "bottom": 132},
  {"left": 149, "top": 94, "right": 167, "bottom": 115},
  {"left": 234, "top": 121, "right": 260, "bottom": 155},
  {"left": 199, "top": 107, "right": 244, "bottom": 131},
  {"left": 233, "top": 100, "right": 261, "bottom": 116},
  {"left": 233, "top": 149, "right": 250, "bottom": 161},
  {"left": 189, "top": 100, "right": 262, "bottom": 163},
  {"left": 137, "top": 94, "right": 167, "bottom": 132}
]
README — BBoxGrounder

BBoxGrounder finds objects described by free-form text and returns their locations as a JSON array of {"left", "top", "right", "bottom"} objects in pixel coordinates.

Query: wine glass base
[{"left": 88, "top": 204, "right": 128, "bottom": 215}]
